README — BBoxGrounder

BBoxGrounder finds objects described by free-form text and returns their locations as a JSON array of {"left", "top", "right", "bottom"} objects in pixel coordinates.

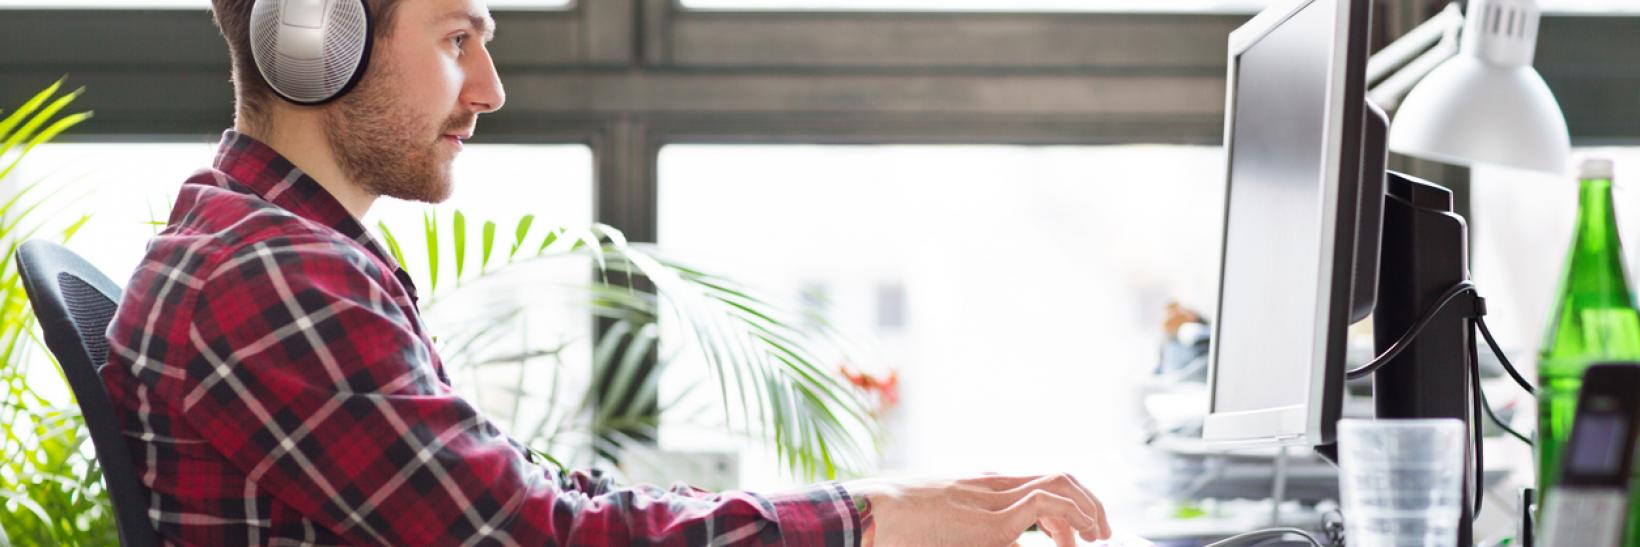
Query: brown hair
[{"left": 210, "top": 0, "right": 404, "bottom": 130}]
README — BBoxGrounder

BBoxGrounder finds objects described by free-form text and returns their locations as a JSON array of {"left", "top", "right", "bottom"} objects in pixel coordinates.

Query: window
[{"left": 658, "top": 144, "right": 1227, "bottom": 520}]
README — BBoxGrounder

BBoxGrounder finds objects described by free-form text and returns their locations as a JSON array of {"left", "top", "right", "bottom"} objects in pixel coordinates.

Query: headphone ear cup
[{"left": 248, "top": 0, "right": 372, "bottom": 105}]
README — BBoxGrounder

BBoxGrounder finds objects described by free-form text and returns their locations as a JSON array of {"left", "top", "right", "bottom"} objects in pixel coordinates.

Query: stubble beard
[{"left": 323, "top": 60, "right": 460, "bottom": 205}]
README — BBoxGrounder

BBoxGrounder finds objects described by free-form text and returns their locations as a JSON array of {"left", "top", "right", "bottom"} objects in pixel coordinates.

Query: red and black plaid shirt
[{"left": 102, "top": 130, "right": 862, "bottom": 546}]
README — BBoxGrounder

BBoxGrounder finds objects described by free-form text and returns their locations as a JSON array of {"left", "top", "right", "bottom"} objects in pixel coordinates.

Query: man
[{"left": 102, "top": 0, "right": 1112, "bottom": 544}]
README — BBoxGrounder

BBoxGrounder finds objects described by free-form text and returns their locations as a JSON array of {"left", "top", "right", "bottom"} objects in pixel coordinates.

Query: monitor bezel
[{"left": 1203, "top": 0, "right": 1369, "bottom": 449}]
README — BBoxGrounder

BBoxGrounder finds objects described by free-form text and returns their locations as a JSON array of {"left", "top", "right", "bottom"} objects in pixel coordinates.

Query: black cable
[
  {"left": 1468, "top": 319, "right": 1485, "bottom": 517},
  {"left": 1334, "top": 281, "right": 1539, "bottom": 527},
  {"left": 1478, "top": 385, "right": 1532, "bottom": 446},
  {"left": 1475, "top": 314, "right": 1536, "bottom": 395},
  {"left": 1345, "top": 282, "right": 1478, "bottom": 380},
  {"left": 1455, "top": 300, "right": 1532, "bottom": 445},
  {"left": 1205, "top": 526, "right": 1325, "bottom": 547},
  {"left": 1470, "top": 311, "right": 1533, "bottom": 445}
]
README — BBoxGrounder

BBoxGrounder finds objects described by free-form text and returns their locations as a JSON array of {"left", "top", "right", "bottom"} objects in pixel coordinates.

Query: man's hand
[{"left": 843, "top": 473, "right": 1110, "bottom": 547}]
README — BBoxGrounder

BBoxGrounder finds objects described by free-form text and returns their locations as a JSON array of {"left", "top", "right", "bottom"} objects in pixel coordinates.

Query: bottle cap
[{"left": 1581, "top": 158, "right": 1615, "bottom": 180}]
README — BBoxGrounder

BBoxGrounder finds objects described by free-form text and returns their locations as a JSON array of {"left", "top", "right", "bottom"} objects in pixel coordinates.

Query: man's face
[{"left": 324, "top": 0, "right": 504, "bottom": 204}]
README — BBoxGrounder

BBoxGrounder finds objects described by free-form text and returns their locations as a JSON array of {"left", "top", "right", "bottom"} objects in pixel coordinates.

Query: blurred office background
[{"left": 2, "top": 0, "right": 1637, "bottom": 543}]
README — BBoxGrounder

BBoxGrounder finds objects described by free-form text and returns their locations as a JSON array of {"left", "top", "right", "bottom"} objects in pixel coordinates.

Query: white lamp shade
[{"left": 1387, "top": 44, "right": 1571, "bottom": 175}]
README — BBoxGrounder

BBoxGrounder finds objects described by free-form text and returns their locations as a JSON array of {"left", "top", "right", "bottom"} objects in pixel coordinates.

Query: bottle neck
[{"left": 1575, "top": 177, "right": 1620, "bottom": 253}]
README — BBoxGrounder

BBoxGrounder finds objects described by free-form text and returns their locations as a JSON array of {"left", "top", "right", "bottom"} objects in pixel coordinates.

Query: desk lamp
[{"left": 1367, "top": 0, "right": 1570, "bottom": 175}]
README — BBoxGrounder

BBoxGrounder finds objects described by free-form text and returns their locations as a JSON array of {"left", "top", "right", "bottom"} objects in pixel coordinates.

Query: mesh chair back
[{"left": 17, "top": 240, "right": 157, "bottom": 547}]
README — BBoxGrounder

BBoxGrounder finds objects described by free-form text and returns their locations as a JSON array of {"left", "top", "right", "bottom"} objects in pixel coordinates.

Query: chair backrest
[{"left": 16, "top": 240, "right": 158, "bottom": 547}]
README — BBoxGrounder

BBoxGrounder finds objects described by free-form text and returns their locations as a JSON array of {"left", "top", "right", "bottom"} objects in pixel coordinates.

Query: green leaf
[
  {"left": 0, "top": 89, "right": 90, "bottom": 181},
  {"left": 509, "top": 214, "right": 534, "bottom": 262},
  {"left": 423, "top": 210, "right": 440, "bottom": 293},
  {"left": 592, "top": 223, "right": 629, "bottom": 249},
  {"left": 59, "top": 215, "right": 89, "bottom": 243},
  {"left": 376, "top": 221, "right": 407, "bottom": 269},
  {"left": 452, "top": 209, "right": 467, "bottom": 284},
  {"left": 146, "top": 196, "right": 170, "bottom": 235},
  {"left": 480, "top": 220, "right": 496, "bottom": 273},
  {"left": 527, "top": 447, "right": 568, "bottom": 477},
  {"left": 0, "top": 111, "right": 92, "bottom": 186},
  {"left": 597, "top": 322, "right": 658, "bottom": 420},
  {"left": 566, "top": 225, "right": 607, "bottom": 280},
  {"left": 0, "top": 488, "right": 53, "bottom": 532},
  {"left": 537, "top": 227, "right": 560, "bottom": 254},
  {"left": 0, "top": 78, "right": 62, "bottom": 149}
]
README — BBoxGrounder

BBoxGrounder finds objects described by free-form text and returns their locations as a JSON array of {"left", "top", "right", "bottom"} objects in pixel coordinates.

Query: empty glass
[{"left": 1337, "top": 418, "right": 1466, "bottom": 547}]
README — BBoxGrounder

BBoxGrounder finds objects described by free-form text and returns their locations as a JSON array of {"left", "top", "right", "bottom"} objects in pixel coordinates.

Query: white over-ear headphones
[{"left": 248, "top": 0, "right": 373, "bottom": 105}]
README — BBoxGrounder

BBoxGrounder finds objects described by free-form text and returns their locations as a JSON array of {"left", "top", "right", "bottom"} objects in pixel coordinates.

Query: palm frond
[{"left": 382, "top": 210, "right": 882, "bottom": 481}]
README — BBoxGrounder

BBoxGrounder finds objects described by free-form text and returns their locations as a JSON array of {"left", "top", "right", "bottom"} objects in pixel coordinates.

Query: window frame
[{"left": 2, "top": 0, "right": 1630, "bottom": 273}]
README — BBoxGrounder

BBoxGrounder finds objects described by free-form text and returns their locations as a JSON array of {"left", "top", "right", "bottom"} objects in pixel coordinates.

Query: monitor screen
[
  {"left": 1204, "top": 0, "right": 1370, "bottom": 446},
  {"left": 1212, "top": 0, "right": 1333, "bottom": 418}
]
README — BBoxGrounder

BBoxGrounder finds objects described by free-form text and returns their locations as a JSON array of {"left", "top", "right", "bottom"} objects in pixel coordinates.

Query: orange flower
[{"left": 839, "top": 362, "right": 899, "bottom": 413}]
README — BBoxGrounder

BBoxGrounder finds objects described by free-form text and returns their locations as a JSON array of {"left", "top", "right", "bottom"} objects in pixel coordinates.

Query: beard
[{"left": 323, "top": 61, "right": 472, "bottom": 205}]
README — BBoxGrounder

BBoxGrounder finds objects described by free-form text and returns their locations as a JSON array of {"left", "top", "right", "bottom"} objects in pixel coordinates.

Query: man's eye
[{"left": 450, "top": 33, "right": 467, "bottom": 49}]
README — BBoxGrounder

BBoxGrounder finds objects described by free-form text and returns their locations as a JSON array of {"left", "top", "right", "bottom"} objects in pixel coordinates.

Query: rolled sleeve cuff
[{"left": 768, "top": 482, "right": 862, "bottom": 547}]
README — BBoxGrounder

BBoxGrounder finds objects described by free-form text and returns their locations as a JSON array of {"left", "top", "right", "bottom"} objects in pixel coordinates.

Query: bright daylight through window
[{"left": 658, "top": 144, "right": 1228, "bottom": 525}]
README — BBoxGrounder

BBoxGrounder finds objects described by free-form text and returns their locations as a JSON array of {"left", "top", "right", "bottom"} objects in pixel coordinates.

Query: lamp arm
[
  {"left": 1366, "top": 2, "right": 1465, "bottom": 85},
  {"left": 1368, "top": 31, "right": 1459, "bottom": 110}
]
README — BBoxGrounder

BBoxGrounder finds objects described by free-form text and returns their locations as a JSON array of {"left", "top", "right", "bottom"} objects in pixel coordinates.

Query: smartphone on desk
[{"left": 1539, "top": 363, "right": 1640, "bottom": 547}]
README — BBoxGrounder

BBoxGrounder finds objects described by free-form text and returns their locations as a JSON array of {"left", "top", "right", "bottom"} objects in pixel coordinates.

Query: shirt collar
[{"left": 210, "top": 129, "right": 416, "bottom": 297}]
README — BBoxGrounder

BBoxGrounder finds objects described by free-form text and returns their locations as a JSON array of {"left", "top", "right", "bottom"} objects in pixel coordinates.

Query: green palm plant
[
  {"left": 0, "top": 80, "right": 108, "bottom": 546},
  {"left": 376, "top": 214, "right": 882, "bottom": 482}
]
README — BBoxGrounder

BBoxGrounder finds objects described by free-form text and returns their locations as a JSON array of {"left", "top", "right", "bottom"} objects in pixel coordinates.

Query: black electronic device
[{"left": 1539, "top": 363, "right": 1640, "bottom": 547}]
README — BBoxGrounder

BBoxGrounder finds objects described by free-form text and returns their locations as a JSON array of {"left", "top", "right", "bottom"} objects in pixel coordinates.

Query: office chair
[{"left": 16, "top": 240, "right": 159, "bottom": 547}]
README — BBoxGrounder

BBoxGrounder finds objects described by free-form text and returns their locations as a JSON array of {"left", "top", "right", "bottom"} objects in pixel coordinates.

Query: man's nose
[{"left": 465, "top": 47, "right": 505, "bottom": 114}]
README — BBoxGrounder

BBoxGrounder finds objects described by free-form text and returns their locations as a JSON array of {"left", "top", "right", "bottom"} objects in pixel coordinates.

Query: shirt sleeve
[{"left": 177, "top": 236, "right": 860, "bottom": 546}]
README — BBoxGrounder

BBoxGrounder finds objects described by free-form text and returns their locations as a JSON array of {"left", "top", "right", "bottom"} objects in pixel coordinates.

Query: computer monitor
[
  {"left": 1203, "top": 0, "right": 1378, "bottom": 449},
  {"left": 1204, "top": 0, "right": 1480, "bottom": 540}
]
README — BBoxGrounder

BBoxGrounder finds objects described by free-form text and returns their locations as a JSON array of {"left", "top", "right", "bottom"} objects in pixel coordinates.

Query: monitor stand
[
  {"left": 1305, "top": 99, "right": 1477, "bottom": 546},
  {"left": 1373, "top": 170, "right": 1475, "bottom": 547},
  {"left": 1311, "top": 171, "right": 1476, "bottom": 546}
]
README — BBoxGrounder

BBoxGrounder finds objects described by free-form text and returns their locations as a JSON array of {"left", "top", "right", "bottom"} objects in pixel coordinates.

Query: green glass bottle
[{"left": 1538, "top": 158, "right": 1640, "bottom": 518}]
